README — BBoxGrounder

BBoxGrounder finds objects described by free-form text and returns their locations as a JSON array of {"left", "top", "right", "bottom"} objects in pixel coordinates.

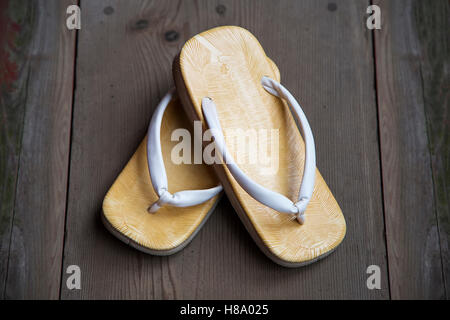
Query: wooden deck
[{"left": 0, "top": 0, "right": 448, "bottom": 299}]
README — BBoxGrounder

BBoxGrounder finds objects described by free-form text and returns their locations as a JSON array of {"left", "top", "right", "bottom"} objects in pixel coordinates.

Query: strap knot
[
  {"left": 147, "top": 189, "right": 173, "bottom": 213},
  {"left": 294, "top": 198, "right": 308, "bottom": 224}
]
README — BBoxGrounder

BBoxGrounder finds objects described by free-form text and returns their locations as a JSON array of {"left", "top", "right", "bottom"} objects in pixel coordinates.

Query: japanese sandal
[
  {"left": 173, "top": 26, "right": 346, "bottom": 266},
  {"left": 102, "top": 89, "right": 222, "bottom": 255}
]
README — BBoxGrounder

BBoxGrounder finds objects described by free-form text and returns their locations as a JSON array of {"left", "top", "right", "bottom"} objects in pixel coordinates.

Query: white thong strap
[
  {"left": 147, "top": 89, "right": 222, "bottom": 213},
  {"left": 202, "top": 77, "right": 316, "bottom": 224}
]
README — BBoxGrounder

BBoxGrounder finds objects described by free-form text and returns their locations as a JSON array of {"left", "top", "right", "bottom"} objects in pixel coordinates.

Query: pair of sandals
[{"left": 102, "top": 26, "right": 346, "bottom": 267}]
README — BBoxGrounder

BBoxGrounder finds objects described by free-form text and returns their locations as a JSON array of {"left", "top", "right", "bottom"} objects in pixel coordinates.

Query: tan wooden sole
[
  {"left": 101, "top": 197, "right": 221, "bottom": 256},
  {"left": 102, "top": 96, "right": 221, "bottom": 255},
  {"left": 173, "top": 26, "right": 346, "bottom": 267}
]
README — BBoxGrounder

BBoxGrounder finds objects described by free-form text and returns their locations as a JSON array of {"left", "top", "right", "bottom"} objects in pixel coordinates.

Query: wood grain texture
[
  {"left": 373, "top": 0, "right": 447, "bottom": 299},
  {"left": 175, "top": 26, "right": 346, "bottom": 266},
  {"left": 61, "top": 0, "right": 388, "bottom": 299},
  {"left": 61, "top": 0, "right": 190, "bottom": 299},
  {"left": 0, "top": 0, "right": 34, "bottom": 299},
  {"left": 1, "top": 0, "right": 77, "bottom": 299},
  {"left": 413, "top": 0, "right": 450, "bottom": 299}
]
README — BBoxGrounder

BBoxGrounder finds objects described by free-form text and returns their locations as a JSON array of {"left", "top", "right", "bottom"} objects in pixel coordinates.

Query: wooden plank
[
  {"left": 62, "top": 0, "right": 388, "bottom": 299},
  {"left": 0, "top": 0, "right": 33, "bottom": 299},
  {"left": 414, "top": 0, "right": 450, "bottom": 298},
  {"left": 373, "top": 0, "right": 447, "bottom": 299},
  {"left": 1, "top": 0, "right": 77, "bottom": 299}
]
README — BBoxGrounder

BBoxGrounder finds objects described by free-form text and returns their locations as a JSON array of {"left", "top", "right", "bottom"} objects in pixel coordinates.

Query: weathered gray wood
[
  {"left": 373, "top": 0, "right": 447, "bottom": 299},
  {"left": 2, "top": 0, "right": 77, "bottom": 299},
  {"left": 0, "top": 0, "right": 35, "bottom": 299},
  {"left": 61, "top": 0, "right": 184, "bottom": 299},
  {"left": 413, "top": 0, "right": 449, "bottom": 298},
  {"left": 61, "top": 0, "right": 388, "bottom": 299}
]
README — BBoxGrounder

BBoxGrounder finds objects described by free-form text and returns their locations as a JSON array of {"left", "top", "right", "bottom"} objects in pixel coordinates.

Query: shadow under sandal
[
  {"left": 102, "top": 89, "right": 222, "bottom": 255},
  {"left": 173, "top": 26, "right": 346, "bottom": 267}
]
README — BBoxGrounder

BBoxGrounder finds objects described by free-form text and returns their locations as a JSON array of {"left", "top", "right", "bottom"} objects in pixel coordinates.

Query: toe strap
[
  {"left": 202, "top": 77, "right": 316, "bottom": 224},
  {"left": 146, "top": 89, "right": 222, "bottom": 213}
]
